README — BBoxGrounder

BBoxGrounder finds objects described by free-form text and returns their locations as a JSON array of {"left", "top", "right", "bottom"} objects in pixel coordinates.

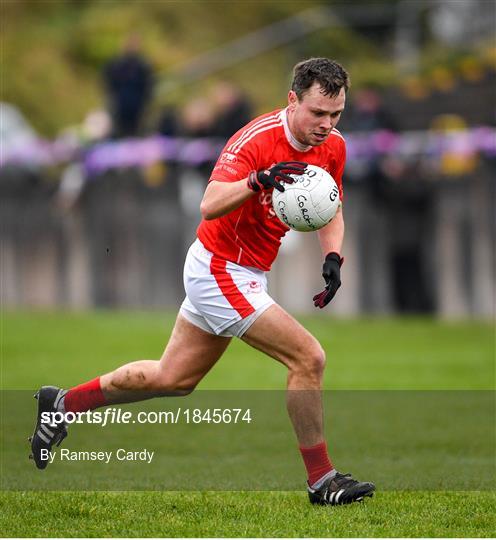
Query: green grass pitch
[{"left": 1, "top": 311, "right": 495, "bottom": 537}]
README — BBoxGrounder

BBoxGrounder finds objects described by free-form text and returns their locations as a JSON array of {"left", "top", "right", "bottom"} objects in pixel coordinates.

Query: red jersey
[{"left": 197, "top": 108, "right": 346, "bottom": 271}]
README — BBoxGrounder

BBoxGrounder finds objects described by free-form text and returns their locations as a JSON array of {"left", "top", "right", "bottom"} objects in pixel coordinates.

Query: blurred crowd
[
  {"left": 1, "top": 35, "right": 494, "bottom": 315},
  {"left": 100, "top": 34, "right": 252, "bottom": 142}
]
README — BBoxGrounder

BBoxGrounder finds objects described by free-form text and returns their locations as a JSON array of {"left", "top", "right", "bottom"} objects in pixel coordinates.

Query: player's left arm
[
  {"left": 317, "top": 206, "right": 344, "bottom": 256},
  {"left": 312, "top": 207, "right": 344, "bottom": 308},
  {"left": 313, "top": 139, "right": 346, "bottom": 308}
]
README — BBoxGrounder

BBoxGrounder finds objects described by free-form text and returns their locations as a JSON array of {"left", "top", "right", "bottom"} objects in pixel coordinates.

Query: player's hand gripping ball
[
  {"left": 272, "top": 164, "right": 341, "bottom": 232},
  {"left": 247, "top": 161, "right": 307, "bottom": 193}
]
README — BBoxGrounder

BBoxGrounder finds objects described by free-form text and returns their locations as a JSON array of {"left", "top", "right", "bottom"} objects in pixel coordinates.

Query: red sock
[
  {"left": 64, "top": 377, "right": 107, "bottom": 413},
  {"left": 299, "top": 441, "right": 334, "bottom": 486}
]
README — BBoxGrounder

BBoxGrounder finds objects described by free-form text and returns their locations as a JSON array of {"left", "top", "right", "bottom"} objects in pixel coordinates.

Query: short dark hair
[{"left": 291, "top": 58, "right": 350, "bottom": 99}]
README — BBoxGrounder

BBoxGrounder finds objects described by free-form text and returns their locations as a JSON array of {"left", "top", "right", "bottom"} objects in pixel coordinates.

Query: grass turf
[
  {"left": 2, "top": 311, "right": 493, "bottom": 390},
  {"left": 1, "top": 491, "right": 495, "bottom": 538},
  {"left": 1, "top": 311, "right": 494, "bottom": 537}
]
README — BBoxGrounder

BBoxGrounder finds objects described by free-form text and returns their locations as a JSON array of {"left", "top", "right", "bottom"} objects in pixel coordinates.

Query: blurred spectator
[
  {"left": 179, "top": 97, "right": 215, "bottom": 137},
  {"left": 380, "top": 159, "right": 434, "bottom": 313},
  {"left": 346, "top": 87, "right": 395, "bottom": 132},
  {"left": 344, "top": 88, "right": 433, "bottom": 313},
  {"left": 82, "top": 109, "right": 112, "bottom": 142},
  {"left": 175, "top": 98, "right": 217, "bottom": 243},
  {"left": 103, "top": 34, "right": 153, "bottom": 138},
  {"left": 430, "top": 114, "right": 478, "bottom": 176},
  {"left": 157, "top": 105, "right": 179, "bottom": 137},
  {"left": 210, "top": 81, "right": 252, "bottom": 139},
  {"left": 344, "top": 87, "right": 396, "bottom": 195}
]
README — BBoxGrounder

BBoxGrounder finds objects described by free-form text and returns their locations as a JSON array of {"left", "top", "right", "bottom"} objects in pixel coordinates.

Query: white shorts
[{"left": 180, "top": 239, "right": 275, "bottom": 338}]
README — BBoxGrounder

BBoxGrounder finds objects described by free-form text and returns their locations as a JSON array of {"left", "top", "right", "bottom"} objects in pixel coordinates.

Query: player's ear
[{"left": 288, "top": 90, "right": 297, "bottom": 111}]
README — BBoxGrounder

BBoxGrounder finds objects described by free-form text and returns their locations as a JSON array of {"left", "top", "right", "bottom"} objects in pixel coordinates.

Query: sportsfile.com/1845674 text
[{"left": 41, "top": 407, "right": 253, "bottom": 427}]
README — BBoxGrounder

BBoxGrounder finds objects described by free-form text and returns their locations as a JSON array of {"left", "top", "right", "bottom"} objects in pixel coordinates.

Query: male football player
[{"left": 31, "top": 57, "right": 375, "bottom": 506}]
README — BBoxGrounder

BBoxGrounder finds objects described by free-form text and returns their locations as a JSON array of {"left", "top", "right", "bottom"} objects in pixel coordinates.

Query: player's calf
[{"left": 104, "top": 364, "right": 197, "bottom": 398}]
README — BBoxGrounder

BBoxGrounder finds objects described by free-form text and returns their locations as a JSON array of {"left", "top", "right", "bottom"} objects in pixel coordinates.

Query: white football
[{"left": 272, "top": 164, "right": 340, "bottom": 232}]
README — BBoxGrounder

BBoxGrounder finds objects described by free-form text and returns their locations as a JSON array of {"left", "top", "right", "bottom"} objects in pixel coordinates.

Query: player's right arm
[
  {"left": 200, "top": 162, "right": 307, "bottom": 221},
  {"left": 200, "top": 179, "right": 254, "bottom": 221}
]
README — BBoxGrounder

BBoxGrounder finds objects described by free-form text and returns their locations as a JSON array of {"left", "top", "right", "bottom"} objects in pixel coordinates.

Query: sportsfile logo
[{"left": 41, "top": 409, "right": 133, "bottom": 428}]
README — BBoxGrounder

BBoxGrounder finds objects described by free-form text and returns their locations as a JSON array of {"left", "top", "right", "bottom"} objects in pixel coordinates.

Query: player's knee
[
  {"left": 156, "top": 373, "right": 197, "bottom": 395},
  {"left": 307, "top": 344, "right": 326, "bottom": 379},
  {"left": 290, "top": 342, "right": 326, "bottom": 381}
]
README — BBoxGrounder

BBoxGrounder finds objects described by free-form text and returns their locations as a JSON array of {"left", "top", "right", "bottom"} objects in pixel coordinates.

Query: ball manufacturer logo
[
  {"left": 277, "top": 200, "right": 291, "bottom": 226},
  {"left": 297, "top": 195, "right": 316, "bottom": 229},
  {"left": 295, "top": 175, "right": 311, "bottom": 188},
  {"left": 329, "top": 186, "right": 339, "bottom": 202}
]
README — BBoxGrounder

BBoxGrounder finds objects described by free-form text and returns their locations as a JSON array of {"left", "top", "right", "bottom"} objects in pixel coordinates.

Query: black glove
[
  {"left": 247, "top": 161, "right": 307, "bottom": 193},
  {"left": 313, "top": 252, "right": 343, "bottom": 308}
]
